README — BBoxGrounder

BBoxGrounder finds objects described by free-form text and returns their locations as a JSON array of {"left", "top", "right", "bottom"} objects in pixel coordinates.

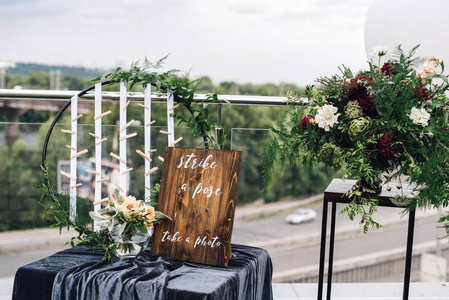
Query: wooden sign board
[{"left": 151, "top": 147, "right": 242, "bottom": 267}]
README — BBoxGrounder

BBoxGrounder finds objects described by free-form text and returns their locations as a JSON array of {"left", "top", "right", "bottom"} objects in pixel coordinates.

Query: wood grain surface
[{"left": 151, "top": 147, "right": 242, "bottom": 267}]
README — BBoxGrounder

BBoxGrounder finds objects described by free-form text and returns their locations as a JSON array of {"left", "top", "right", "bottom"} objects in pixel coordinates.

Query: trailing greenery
[
  {"left": 37, "top": 166, "right": 119, "bottom": 262},
  {"left": 93, "top": 57, "right": 227, "bottom": 149},
  {"left": 146, "top": 183, "right": 160, "bottom": 208}
]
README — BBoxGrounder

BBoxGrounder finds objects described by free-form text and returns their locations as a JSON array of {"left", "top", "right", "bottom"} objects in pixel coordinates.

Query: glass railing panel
[{"left": 0, "top": 121, "right": 203, "bottom": 231}]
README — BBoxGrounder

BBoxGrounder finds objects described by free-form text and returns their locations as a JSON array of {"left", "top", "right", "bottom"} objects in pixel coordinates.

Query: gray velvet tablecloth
[{"left": 13, "top": 244, "right": 273, "bottom": 300}]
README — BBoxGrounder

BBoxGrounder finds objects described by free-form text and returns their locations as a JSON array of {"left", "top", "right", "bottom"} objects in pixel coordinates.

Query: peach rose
[
  {"left": 119, "top": 196, "right": 139, "bottom": 218},
  {"left": 145, "top": 205, "right": 155, "bottom": 228}
]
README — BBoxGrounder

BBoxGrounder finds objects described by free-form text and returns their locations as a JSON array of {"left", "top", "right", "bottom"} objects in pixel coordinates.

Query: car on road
[{"left": 286, "top": 208, "right": 317, "bottom": 224}]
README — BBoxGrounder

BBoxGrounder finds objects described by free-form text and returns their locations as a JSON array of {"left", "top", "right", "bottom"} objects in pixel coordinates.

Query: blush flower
[
  {"left": 417, "top": 63, "right": 437, "bottom": 80},
  {"left": 315, "top": 105, "right": 340, "bottom": 131},
  {"left": 409, "top": 107, "right": 431, "bottom": 126}
]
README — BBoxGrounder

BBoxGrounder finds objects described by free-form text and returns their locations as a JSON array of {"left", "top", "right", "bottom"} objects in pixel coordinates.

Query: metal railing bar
[{"left": 0, "top": 89, "right": 301, "bottom": 106}]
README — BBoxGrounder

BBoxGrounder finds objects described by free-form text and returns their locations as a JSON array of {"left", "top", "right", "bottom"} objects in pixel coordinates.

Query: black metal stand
[{"left": 317, "top": 179, "right": 416, "bottom": 300}]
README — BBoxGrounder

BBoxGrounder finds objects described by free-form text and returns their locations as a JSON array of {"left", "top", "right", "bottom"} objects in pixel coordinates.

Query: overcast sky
[{"left": 2, "top": 0, "right": 374, "bottom": 85}]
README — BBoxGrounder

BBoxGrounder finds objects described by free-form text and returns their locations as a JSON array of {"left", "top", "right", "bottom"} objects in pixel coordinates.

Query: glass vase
[{"left": 110, "top": 225, "right": 153, "bottom": 259}]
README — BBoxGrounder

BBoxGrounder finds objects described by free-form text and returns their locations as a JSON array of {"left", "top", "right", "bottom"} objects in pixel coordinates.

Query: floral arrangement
[
  {"left": 89, "top": 189, "right": 170, "bottom": 256},
  {"left": 262, "top": 45, "right": 449, "bottom": 232},
  {"left": 89, "top": 189, "right": 168, "bottom": 234},
  {"left": 38, "top": 58, "right": 224, "bottom": 262}
]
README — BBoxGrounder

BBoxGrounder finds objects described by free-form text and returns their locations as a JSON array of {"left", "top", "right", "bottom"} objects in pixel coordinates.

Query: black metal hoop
[
  {"left": 41, "top": 79, "right": 211, "bottom": 193},
  {"left": 41, "top": 80, "right": 111, "bottom": 168}
]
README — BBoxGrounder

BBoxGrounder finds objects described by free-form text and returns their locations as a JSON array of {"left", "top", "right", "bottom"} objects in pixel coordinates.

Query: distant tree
[
  {"left": 196, "top": 76, "right": 215, "bottom": 93},
  {"left": 0, "top": 140, "right": 50, "bottom": 231},
  {"left": 214, "top": 81, "right": 238, "bottom": 94},
  {"left": 283, "top": 83, "right": 303, "bottom": 95},
  {"left": 25, "top": 72, "right": 50, "bottom": 89},
  {"left": 20, "top": 110, "right": 50, "bottom": 124},
  {"left": 238, "top": 83, "right": 255, "bottom": 95},
  {"left": 60, "top": 76, "right": 93, "bottom": 90},
  {"left": 5, "top": 73, "right": 24, "bottom": 89},
  {"left": 255, "top": 83, "right": 279, "bottom": 96}
]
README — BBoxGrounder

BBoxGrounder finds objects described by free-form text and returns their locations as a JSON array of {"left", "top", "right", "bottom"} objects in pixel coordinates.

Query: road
[
  {"left": 232, "top": 202, "right": 437, "bottom": 245},
  {"left": 232, "top": 202, "right": 446, "bottom": 275},
  {"left": 0, "top": 201, "right": 445, "bottom": 280},
  {"left": 268, "top": 221, "right": 443, "bottom": 274}
]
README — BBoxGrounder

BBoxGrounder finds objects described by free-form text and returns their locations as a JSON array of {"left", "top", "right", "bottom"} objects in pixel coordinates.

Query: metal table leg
[
  {"left": 403, "top": 210, "right": 416, "bottom": 300},
  {"left": 317, "top": 198, "right": 329, "bottom": 300},
  {"left": 326, "top": 202, "right": 337, "bottom": 299}
]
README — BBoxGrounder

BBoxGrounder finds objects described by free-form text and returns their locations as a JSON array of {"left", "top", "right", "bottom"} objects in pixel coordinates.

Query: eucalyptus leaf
[
  {"left": 118, "top": 223, "right": 127, "bottom": 239},
  {"left": 89, "top": 211, "right": 105, "bottom": 222},
  {"left": 136, "top": 224, "right": 148, "bottom": 234},
  {"left": 154, "top": 211, "right": 172, "bottom": 220}
]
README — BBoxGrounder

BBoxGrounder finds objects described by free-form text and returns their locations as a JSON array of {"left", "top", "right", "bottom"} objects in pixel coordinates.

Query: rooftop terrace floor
[{"left": 2, "top": 281, "right": 449, "bottom": 299}]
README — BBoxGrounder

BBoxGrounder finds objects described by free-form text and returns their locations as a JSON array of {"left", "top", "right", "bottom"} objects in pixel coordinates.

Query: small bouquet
[{"left": 89, "top": 189, "right": 170, "bottom": 257}]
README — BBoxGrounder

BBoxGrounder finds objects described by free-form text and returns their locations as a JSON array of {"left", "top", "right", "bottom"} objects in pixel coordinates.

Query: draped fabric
[
  {"left": 13, "top": 244, "right": 273, "bottom": 300},
  {"left": 52, "top": 251, "right": 173, "bottom": 300}
]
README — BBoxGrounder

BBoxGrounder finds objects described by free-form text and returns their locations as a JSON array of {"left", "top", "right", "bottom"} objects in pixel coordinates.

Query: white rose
[{"left": 409, "top": 107, "right": 431, "bottom": 126}]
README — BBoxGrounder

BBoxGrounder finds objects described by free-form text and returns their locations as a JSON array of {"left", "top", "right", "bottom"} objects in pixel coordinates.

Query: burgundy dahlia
[
  {"left": 297, "top": 116, "right": 316, "bottom": 131},
  {"left": 348, "top": 75, "right": 374, "bottom": 101},
  {"left": 377, "top": 131, "right": 395, "bottom": 161},
  {"left": 358, "top": 97, "right": 377, "bottom": 116},
  {"left": 413, "top": 87, "right": 429, "bottom": 101},
  {"left": 348, "top": 75, "right": 377, "bottom": 115},
  {"left": 381, "top": 62, "right": 399, "bottom": 76}
]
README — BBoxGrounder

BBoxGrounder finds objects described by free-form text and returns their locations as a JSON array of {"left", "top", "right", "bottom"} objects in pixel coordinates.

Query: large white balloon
[{"left": 365, "top": 0, "right": 449, "bottom": 63}]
